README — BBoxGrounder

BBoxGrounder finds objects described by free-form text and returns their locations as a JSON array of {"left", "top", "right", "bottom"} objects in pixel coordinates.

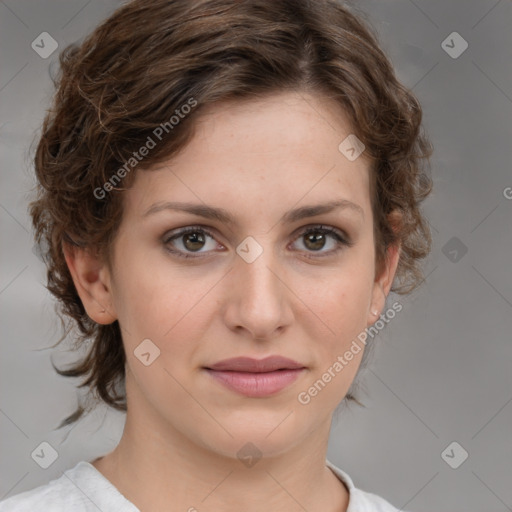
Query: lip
[
  {"left": 204, "top": 356, "right": 306, "bottom": 397},
  {"left": 206, "top": 356, "right": 305, "bottom": 372}
]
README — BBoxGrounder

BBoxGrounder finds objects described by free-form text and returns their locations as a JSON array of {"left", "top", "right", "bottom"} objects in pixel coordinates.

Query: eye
[
  {"left": 162, "top": 224, "right": 353, "bottom": 260},
  {"left": 290, "top": 225, "right": 352, "bottom": 258},
  {"left": 163, "top": 226, "right": 221, "bottom": 259}
]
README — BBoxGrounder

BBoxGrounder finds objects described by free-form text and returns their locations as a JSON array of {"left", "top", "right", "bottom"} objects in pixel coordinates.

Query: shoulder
[
  {"left": 0, "top": 461, "right": 139, "bottom": 512},
  {"left": 0, "top": 467, "right": 84, "bottom": 512},
  {"left": 326, "top": 459, "right": 409, "bottom": 512}
]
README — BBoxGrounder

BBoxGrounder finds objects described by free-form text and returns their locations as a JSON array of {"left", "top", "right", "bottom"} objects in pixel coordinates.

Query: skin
[{"left": 63, "top": 91, "right": 400, "bottom": 512}]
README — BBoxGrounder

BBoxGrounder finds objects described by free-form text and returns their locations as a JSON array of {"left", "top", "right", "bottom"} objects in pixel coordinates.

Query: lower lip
[{"left": 204, "top": 368, "right": 305, "bottom": 397}]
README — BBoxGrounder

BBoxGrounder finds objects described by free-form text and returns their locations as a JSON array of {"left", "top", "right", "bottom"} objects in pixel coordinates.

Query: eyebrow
[{"left": 142, "top": 199, "right": 364, "bottom": 224}]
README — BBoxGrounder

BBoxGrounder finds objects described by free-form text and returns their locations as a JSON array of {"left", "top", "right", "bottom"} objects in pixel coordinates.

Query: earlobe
[{"left": 62, "top": 242, "right": 117, "bottom": 325}]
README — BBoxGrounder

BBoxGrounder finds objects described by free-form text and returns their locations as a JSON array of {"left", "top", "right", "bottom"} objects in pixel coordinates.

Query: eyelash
[{"left": 162, "top": 224, "right": 353, "bottom": 260}]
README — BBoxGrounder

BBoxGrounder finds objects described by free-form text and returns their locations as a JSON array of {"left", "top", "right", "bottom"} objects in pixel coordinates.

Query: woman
[{"left": 0, "top": 0, "right": 433, "bottom": 510}]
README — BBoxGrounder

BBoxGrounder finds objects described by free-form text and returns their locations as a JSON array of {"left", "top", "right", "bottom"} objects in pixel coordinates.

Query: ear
[
  {"left": 62, "top": 242, "right": 117, "bottom": 324},
  {"left": 367, "top": 211, "right": 402, "bottom": 326}
]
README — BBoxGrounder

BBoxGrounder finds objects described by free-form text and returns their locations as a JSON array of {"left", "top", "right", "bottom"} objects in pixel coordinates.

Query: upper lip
[{"left": 205, "top": 356, "right": 305, "bottom": 373}]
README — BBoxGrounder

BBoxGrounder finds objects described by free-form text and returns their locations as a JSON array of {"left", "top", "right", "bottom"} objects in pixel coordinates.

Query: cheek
[
  {"left": 300, "top": 282, "right": 371, "bottom": 405},
  {"left": 305, "top": 253, "right": 374, "bottom": 319},
  {"left": 297, "top": 255, "right": 374, "bottom": 354},
  {"left": 111, "top": 255, "right": 213, "bottom": 362}
]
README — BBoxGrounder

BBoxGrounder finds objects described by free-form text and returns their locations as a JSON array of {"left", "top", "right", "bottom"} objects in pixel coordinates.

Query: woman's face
[{"left": 89, "top": 91, "right": 398, "bottom": 458}]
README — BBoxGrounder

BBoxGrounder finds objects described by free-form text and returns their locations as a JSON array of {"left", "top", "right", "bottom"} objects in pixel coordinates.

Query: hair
[{"left": 29, "top": 0, "right": 433, "bottom": 429}]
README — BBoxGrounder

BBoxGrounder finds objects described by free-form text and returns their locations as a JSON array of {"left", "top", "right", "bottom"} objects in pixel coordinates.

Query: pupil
[
  {"left": 305, "top": 232, "right": 325, "bottom": 251},
  {"left": 184, "top": 232, "right": 205, "bottom": 251}
]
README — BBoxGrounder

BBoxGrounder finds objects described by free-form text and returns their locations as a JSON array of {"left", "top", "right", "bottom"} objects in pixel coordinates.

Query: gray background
[{"left": 1, "top": 1, "right": 511, "bottom": 511}]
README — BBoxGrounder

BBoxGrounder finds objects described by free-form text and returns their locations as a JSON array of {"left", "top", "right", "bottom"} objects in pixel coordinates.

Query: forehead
[
  {"left": 191, "top": 91, "right": 358, "bottom": 161},
  {"left": 123, "top": 91, "right": 373, "bottom": 224}
]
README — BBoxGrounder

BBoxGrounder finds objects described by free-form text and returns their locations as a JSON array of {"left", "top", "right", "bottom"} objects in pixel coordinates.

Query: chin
[{"left": 194, "top": 411, "right": 310, "bottom": 461}]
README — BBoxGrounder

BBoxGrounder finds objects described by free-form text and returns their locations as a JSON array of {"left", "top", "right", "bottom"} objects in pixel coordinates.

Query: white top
[{"left": 0, "top": 459, "right": 408, "bottom": 511}]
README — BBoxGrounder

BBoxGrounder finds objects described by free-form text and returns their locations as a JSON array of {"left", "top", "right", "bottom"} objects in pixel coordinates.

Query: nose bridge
[
  {"left": 226, "top": 234, "right": 291, "bottom": 337},
  {"left": 236, "top": 234, "right": 282, "bottom": 303}
]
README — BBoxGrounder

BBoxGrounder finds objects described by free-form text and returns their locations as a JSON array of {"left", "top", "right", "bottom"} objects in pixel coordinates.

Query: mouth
[{"left": 203, "top": 356, "right": 306, "bottom": 397}]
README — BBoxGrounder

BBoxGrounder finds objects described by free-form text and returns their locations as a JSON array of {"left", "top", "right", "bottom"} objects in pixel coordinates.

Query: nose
[{"left": 222, "top": 240, "right": 294, "bottom": 341}]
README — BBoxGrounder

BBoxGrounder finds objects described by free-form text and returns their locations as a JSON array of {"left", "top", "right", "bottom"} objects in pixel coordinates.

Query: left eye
[
  {"left": 163, "top": 225, "right": 351, "bottom": 259},
  {"left": 292, "top": 225, "right": 350, "bottom": 256}
]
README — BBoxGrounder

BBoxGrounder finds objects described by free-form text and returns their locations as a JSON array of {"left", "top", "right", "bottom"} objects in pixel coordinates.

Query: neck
[{"left": 92, "top": 376, "right": 349, "bottom": 512}]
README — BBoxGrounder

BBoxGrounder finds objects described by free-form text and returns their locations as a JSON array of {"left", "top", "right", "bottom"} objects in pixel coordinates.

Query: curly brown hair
[{"left": 29, "top": 0, "right": 433, "bottom": 429}]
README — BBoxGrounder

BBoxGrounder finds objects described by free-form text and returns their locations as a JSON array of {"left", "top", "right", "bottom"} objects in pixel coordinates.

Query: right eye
[{"left": 163, "top": 226, "right": 224, "bottom": 259}]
